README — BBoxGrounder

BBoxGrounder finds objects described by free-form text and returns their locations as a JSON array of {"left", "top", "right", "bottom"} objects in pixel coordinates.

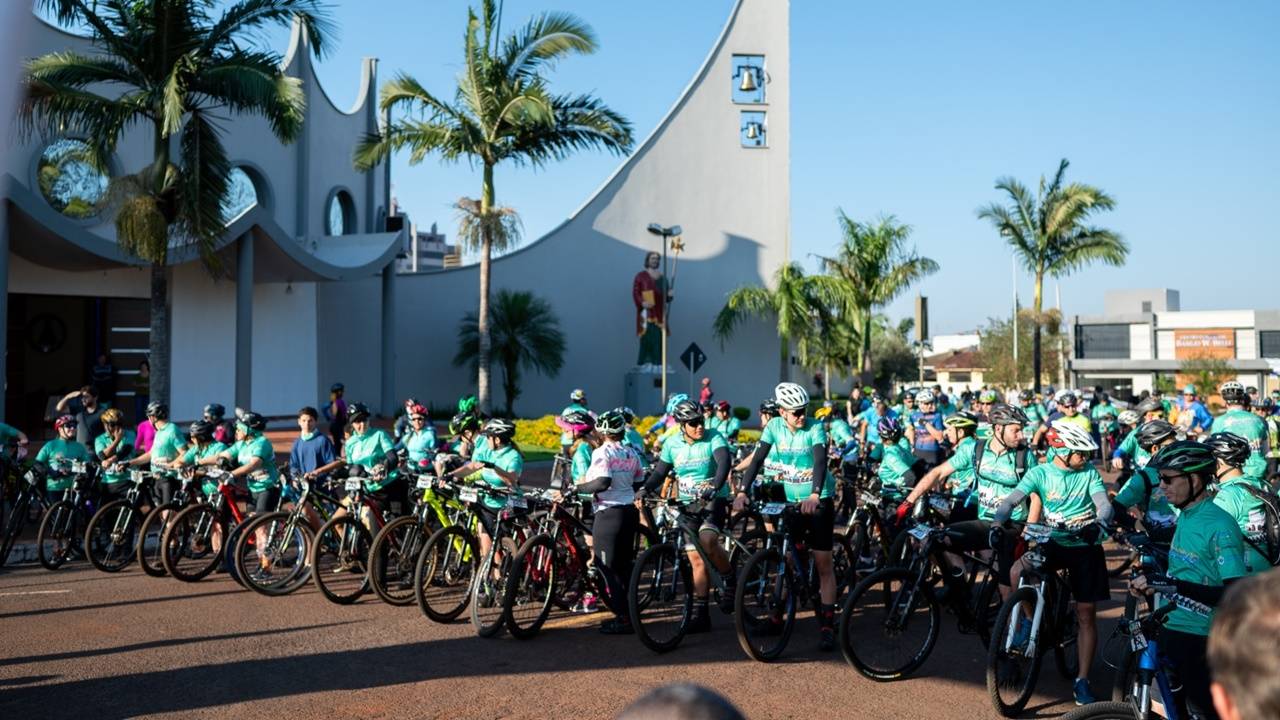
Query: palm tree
[
  {"left": 20, "top": 0, "right": 331, "bottom": 405},
  {"left": 799, "top": 304, "right": 860, "bottom": 400},
  {"left": 818, "top": 211, "right": 939, "bottom": 381},
  {"left": 713, "top": 263, "right": 850, "bottom": 383},
  {"left": 354, "top": 0, "right": 633, "bottom": 413},
  {"left": 454, "top": 289, "right": 566, "bottom": 417},
  {"left": 977, "top": 158, "right": 1127, "bottom": 389}
]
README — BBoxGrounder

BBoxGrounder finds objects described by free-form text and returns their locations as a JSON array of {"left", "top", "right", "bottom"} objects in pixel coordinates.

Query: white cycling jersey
[{"left": 586, "top": 440, "right": 644, "bottom": 508}]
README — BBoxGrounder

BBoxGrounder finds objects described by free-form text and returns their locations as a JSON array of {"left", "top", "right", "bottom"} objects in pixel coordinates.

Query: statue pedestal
[{"left": 624, "top": 366, "right": 666, "bottom": 417}]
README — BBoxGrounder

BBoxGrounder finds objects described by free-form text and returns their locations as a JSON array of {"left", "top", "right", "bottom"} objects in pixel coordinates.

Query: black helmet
[
  {"left": 595, "top": 410, "right": 628, "bottom": 436},
  {"left": 482, "top": 418, "right": 516, "bottom": 440},
  {"left": 1205, "top": 432, "right": 1251, "bottom": 467},
  {"left": 671, "top": 400, "right": 702, "bottom": 423},
  {"left": 1134, "top": 397, "right": 1163, "bottom": 416},
  {"left": 449, "top": 412, "right": 480, "bottom": 435},
  {"left": 188, "top": 421, "right": 215, "bottom": 440},
  {"left": 330, "top": 382, "right": 345, "bottom": 393},
  {"left": 618, "top": 406, "right": 637, "bottom": 423},
  {"left": 1148, "top": 440, "right": 1216, "bottom": 475},
  {"left": 1255, "top": 397, "right": 1275, "bottom": 412},
  {"left": 348, "top": 403, "right": 371, "bottom": 423},
  {"left": 561, "top": 410, "right": 594, "bottom": 428},
  {"left": 145, "top": 401, "right": 169, "bottom": 420},
  {"left": 877, "top": 416, "right": 904, "bottom": 440},
  {"left": 760, "top": 399, "right": 780, "bottom": 415},
  {"left": 987, "top": 403, "right": 1029, "bottom": 427},
  {"left": 1018, "top": 389, "right": 1034, "bottom": 402},
  {"left": 239, "top": 411, "right": 267, "bottom": 432},
  {"left": 203, "top": 403, "right": 226, "bottom": 420},
  {"left": 1136, "top": 420, "right": 1178, "bottom": 451}
]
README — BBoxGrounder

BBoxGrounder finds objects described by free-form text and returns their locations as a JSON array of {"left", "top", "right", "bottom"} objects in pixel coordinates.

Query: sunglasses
[
  {"left": 784, "top": 408, "right": 807, "bottom": 418},
  {"left": 683, "top": 418, "right": 704, "bottom": 428},
  {"left": 1158, "top": 471, "right": 1189, "bottom": 486}
]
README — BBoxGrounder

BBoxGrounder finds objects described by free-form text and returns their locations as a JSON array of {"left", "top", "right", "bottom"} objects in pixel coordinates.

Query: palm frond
[
  {"left": 454, "top": 197, "right": 522, "bottom": 254},
  {"left": 195, "top": 52, "right": 306, "bottom": 141},
  {"left": 713, "top": 285, "right": 775, "bottom": 345},
  {"left": 175, "top": 109, "right": 232, "bottom": 271},
  {"left": 502, "top": 11, "right": 597, "bottom": 80},
  {"left": 203, "top": 0, "right": 335, "bottom": 59}
]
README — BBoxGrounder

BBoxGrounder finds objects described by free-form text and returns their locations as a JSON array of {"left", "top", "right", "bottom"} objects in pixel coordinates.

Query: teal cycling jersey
[
  {"left": 94, "top": 429, "right": 137, "bottom": 485},
  {"left": 945, "top": 436, "right": 977, "bottom": 494},
  {"left": 878, "top": 442, "right": 916, "bottom": 493},
  {"left": 659, "top": 429, "right": 729, "bottom": 500},
  {"left": 0, "top": 422, "right": 23, "bottom": 444},
  {"left": 759, "top": 417, "right": 830, "bottom": 502},
  {"left": 345, "top": 428, "right": 397, "bottom": 491},
  {"left": 708, "top": 416, "right": 741, "bottom": 442},
  {"left": 226, "top": 434, "right": 279, "bottom": 493},
  {"left": 1114, "top": 466, "right": 1178, "bottom": 529},
  {"left": 827, "top": 418, "right": 855, "bottom": 447},
  {"left": 149, "top": 422, "right": 187, "bottom": 475},
  {"left": 35, "top": 438, "right": 91, "bottom": 492},
  {"left": 1210, "top": 409, "right": 1267, "bottom": 478},
  {"left": 1115, "top": 429, "right": 1152, "bottom": 469},
  {"left": 947, "top": 440, "right": 1029, "bottom": 522},
  {"left": 472, "top": 442, "right": 523, "bottom": 510},
  {"left": 183, "top": 441, "right": 229, "bottom": 495},
  {"left": 1163, "top": 499, "right": 1249, "bottom": 636},
  {"left": 1012, "top": 461, "right": 1106, "bottom": 547},
  {"left": 1212, "top": 474, "right": 1271, "bottom": 574},
  {"left": 403, "top": 427, "right": 438, "bottom": 464}
]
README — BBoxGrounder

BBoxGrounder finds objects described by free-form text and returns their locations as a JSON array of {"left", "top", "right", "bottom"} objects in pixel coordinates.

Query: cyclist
[
  {"left": 573, "top": 409, "right": 646, "bottom": 635},
  {"left": 203, "top": 403, "right": 235, "bottom": 445},
  {"left": 1113, "top": 397, "right": 1168, "bottom": 470},
  {"left": 642, "top": 399, "right": 735, "bottom": 629},
  {"left": 709, "top": 401, "right": 742, "bottom": 444},
  {"left": 1176, "top": 384, "right": 1214, "bottom": 437},
  {"left": 559, "top": 389, "right": 590, "bottom": 457},
  {"left": 1116, "top": 408, "right": 1141, "bottom": 441},
  {"left": 908, "top": 390, "right": 946, "bottom": 469},
  {"left": 1111, "top": 419, "right": 1181, "bottom": 543},
  {"left": 92, "top": 408, "right": 137, "bottom": 502},
  {"left": 171, "top": 421, "right": 229, "bottom": 495},
  {"left": 434, "top": 411, "right": 485, "bottom": 477},
  {"left": 1091, "top": 392, "right": 1119, "bottom": 451},
  {"left": 618, "top": 407, "right": 649, "bottom": 463},
  {"left": 815, "top": 402, "right": 856, "bottom": 458},
  {"left": 1254, "top": 396, "right": 1280, "bottom": 482},
  {"left": 209, "top": 411, "right": 280, "bottom": 516},
  {"left": 935, "top": 384, "right": 957, "bottom": 418},
  {"left": 1035, "top": 391, "right": 1092, "bottom": 451},
  {"left": 993, "top": 421, "right": 1113, "bottom": 706},
  {"left": 127, "top": 402, "right": 187, "bottom": 508},
  {"left": 975, "top": 388, "right": 1002, "bottom": 441},
  {"left": 939, "top": 411, "right": 980, "bottom": 520},
  {"left": 736, "top": 382, "right": 838, "bottom": 650},
  {"left": 1205, "top": 432, "right": 1271, "bottom": 575},
  {"left": 441, "top": 418, "right": 523, "bottom": 577},
  {"left": 338, "top": 403, "right": 403, "bottom": 514},
  {"left": 892, "top": 389, "right": 917, "bottom": 422},
  {"left": 758, "top": 398, "right": 779, "bottom": 428},
  {"left": 1131, "top": 441, "right": 1249, "bottom": 720},
  {"left": 647, "top": 393, "right": 690, "bottom": 452},
  {"left": 398, "top": 403, "right": 438, "bottom": 468},
  {"left": 392, "top": 397, "right": 420, "bottom": 441},
  {"left": 560, "top": 408, "right": 600, "bottom": 609},
  {"left": 876, "top": 417, "right": 920, "bottom": 495},
  {"left": 37, "top": 415, "right": 92, "bottom": 496},
  {"left": 1210, "top": 381, "right": 1268, "bottom": 479},
  {"left": 855, "top": 395, "right": 896, "bottom": 462}
]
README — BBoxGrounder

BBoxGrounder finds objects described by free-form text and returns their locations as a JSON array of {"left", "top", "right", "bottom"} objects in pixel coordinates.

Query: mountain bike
[
  {"left": 1063, "top": 601, "right": 1179, "bottom": 720},
  {"left": 467, "top": 486, "right": 542, "bottom": 638},
  {"left": 368, "top": 468, "right": 465, "bottom": 606},
  {"left": 412, "top": 480, "right": 486, "bottom": 623},
  {"left": 84, "top": 469, "right": 153, "bottom": 572},
  {"left": 234, "top": 471, "right": 340, "bottom": 596},
  {"left": 844, "top": 484, "right": 909, "bottom": 580},
  {"left": 36, "top": 459, "right": 101, "bottom": 570},
  {"left": 1105, "top": 532, "right": 1169, "bottom": 704},
  {"left": 0, "top": 462, "right": 50, "bottom": 567},
  {"left": 135, "top": 471, "right": 198, "bottom": 577},
  {"left": 160, "top": 468, "right": 251, "bottom": 582},
  {"left": 309, "top": 467, "right": 394, "bottom": 604}
]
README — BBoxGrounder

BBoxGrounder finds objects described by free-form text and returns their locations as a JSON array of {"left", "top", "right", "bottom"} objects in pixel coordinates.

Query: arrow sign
[{"left": 679, "top": 342, "right": 707, "bottom": 373}]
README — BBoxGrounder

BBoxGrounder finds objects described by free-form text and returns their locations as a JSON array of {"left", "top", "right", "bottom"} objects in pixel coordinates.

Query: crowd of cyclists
[{"left": 3, "top": 376, "right": 1280, "bottom": 720}]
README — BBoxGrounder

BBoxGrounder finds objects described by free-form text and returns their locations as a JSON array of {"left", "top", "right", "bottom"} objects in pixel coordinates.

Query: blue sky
[{"left": 277, "top": 0, "right": 1279, "bottom": 335}]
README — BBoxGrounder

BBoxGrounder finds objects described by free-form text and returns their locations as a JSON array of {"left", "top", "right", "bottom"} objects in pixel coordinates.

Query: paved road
[{"left": 0, "top": 554, "right": 1127, "bottom": 720}]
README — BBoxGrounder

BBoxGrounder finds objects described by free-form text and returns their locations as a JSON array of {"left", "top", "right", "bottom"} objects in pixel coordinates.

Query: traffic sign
[{"left": 680, "top": 342, "right": 707, "bottom": 373}]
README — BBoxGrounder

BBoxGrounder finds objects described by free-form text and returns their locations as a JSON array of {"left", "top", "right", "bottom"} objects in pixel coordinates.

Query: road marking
[{"left": 0, "top": 589, "right": 72, "bottom": 597}]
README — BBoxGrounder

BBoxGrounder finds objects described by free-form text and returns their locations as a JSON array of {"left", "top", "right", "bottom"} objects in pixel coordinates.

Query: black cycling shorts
[
  {"left": 99, "top": 482, "right": 132, "bottom": 502},
  {"left": 677, "top": 496, "right": 729, "bottom": 547},
  {"left": 153, "top": 476, "right": 177, "bottom": 506},
  {"left": 790, "top": 497, "right": 835, "bottom": 553},
  {"left": 366, "top": 477, "right": 407, "bottom": 516},
  {"left": 944, "top": 519, "right": 1018, "bottom": 586},
  {"left": 250, "top": 487, "right": 280, "bottom": 514},
  {"left": 476, "top": 505, "right": 500, "bottom": 538},
  {"left": 1042, "top": 542, "right": 1110, "bottom": 603}
]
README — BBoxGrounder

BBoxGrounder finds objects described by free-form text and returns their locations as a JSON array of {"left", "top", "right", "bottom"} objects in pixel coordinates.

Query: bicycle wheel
[
  {"left": 36, "top": 501, "right": 79, "bottom": 570},
  {"left": 629, "top": 543, "right": 692, "bottom": 653},
  {"left": 161, "top": 504, "right": 224, "bottom": 582},
  {"left": 310, "top": 515, "right": 373, "bottom": 604},
  {"left": 831, "top": 531, "right": 855, "bottom": 598},
  {"left": 137, "top": 503, "right": 175, "bottom": 577},
  {"left": 85, "top": 500, "right": 139, "bottom": 572},
  {"left": 986, "top": 585, "right": 1044, "bottom": 717},
  {"left": 234, "top": 512, "right": 313, "bottom": 597},
  {"left": 846, "top": 518, "right": 885, "bottom": 580},
  {"left": 0, "top": 497, "right": 28, "bottom": 567},
  {"left": 503, "top": 533, "right": 557, "bottom": 639},
  {"left": 470, "top": 536, "right": 518, "bottom": 637},
  {"left": 734, "top": 546, "right": 796, "bottom": 662},
  {"left": 838, "top": 566, "right": 940, "bottom": 681},
  {"left": 414, "top": 524, "right": 478, "bottom": 623},
  {"left": 1105, "top": 540, "right": 1136, "bottom": 578},
  {"left": 369, "top": 516, "right": 428, "bottom": 606},
  {"left": 1058, "top": 702, "right": 1137, "bottom": 720},
  {"left": 888, "top": 526, "right": 917, "bottom": 568},
  {"left": 223, "top": 521, "right": 251, "bottom": 589}
]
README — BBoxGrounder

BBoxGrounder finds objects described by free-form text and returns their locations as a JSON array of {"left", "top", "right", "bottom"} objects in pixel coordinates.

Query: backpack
[
  {"left": 1238, "top": 483, "right": 1280, "bottom": 567},
  {"left": 971, "top": 440, "right": 1031, "bottom": 483}
]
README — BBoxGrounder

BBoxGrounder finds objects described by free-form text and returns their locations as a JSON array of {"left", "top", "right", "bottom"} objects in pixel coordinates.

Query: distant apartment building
[
  {"left": 394, "top": 221, "right": 458, "bottom": 273},
  {"left": 1071, "top": 289, "right": 1280, "bottom": 400}
]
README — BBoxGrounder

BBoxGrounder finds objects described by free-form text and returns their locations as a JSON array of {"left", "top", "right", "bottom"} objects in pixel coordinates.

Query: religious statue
[{"left": 632, "top": 251, "right": 668, "bottom": 369}]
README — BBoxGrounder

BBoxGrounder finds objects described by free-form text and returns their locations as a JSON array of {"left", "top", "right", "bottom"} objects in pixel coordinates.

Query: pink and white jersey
[{"left": 586, "top": 441, "right": 644, "bottom": 508}]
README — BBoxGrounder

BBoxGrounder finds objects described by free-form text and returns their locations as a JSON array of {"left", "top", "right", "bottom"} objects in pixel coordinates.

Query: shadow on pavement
[{"left": 0, "top": 587, "right": 246, "bottom": 620}]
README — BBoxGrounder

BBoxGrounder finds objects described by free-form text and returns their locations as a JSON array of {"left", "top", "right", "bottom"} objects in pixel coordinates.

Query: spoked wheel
[
  {"left": 369, "top": 516, "right": 429, "bottom": 606},
  {"left": 36, "top": 501, "right": 80, "bottom": 570},
  {"left": 830, "top": 531, "right": 856, "bottom": 598},
  {"left": 839, "top": 567, "right": 940, "bottom": 681},
  {"left": 503, "top": 534, "right": 557, "bottom": 639},
  {"left": 628, "top": 542, "right": 692, "bottom": 653},
  {"left": 1105, "top": 539, "right": 1137, "bottom": 578},
  {"left": 85, "top": 500, "right": 140, "bottom": 572},
  {"left": 0, "top": 498, "right": 31, "bottom": 567},
  {"left": 223, "top": 522, "right": 251, "bottom": 588},
  {"left": 469, "top": 537, "right": 518, "bottom": 638},
  {"left": 137, "top": 503, "right": 176, "bottom": 577},
  {"left": 414, "top": 525, "right": 478, "bottom": 623},
  {"left": 734, "top": 547, "right": 796, "bottom": 662},
  {"left": 986, "top": 586, "right": 1044, "bottom": 717},
  {"left": 161, "top": 504, "right": 225, "bottom": 582},
  {"left": 1110, "top": 595, "right": 1140, "bottom": 703},
  {"left": 310, "top": 515, "right": 373, "bottom": 604},
  {"left": 235, "top": 512, "right": 313, "bottom": 597},
  {"left": 1058, "top": 702, "right": 1138, "bottom": 720}
]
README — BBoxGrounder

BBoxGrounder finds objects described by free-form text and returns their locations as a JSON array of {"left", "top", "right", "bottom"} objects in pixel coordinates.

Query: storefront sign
[{"left": 1174, "top": 329, "right": 1235, "bottom": 359}]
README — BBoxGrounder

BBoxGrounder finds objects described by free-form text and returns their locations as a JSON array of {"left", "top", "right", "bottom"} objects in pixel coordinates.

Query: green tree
[
  {"left": 819, "top": 211, "right": 939, "bottom": 381},
  {"left": 799, "top": 306, "right": 860, "bottom": 400},
  {"left": 713, "top": 263, "right": 850, "bottom": 383},
  {"left": 977, "top": 158, "right": 1127, "bottom": 390},
  {"left": 354, "top": 0, "right": 632, "bottom": 413},
  {"left": 867, "top": 316, "right": 920, "bottom": 391},
  {"left": 977, "top": 309, "right": 1063, "bottom": 386},
  {"left": 454, "top": 289, "right": 566, "bottom": 417},
  {"left": 20, "top": 0, "right": 331, "bottom": 405},
  {"left": 1179, "top": 355, "right": 1235, "bottom": 410}
]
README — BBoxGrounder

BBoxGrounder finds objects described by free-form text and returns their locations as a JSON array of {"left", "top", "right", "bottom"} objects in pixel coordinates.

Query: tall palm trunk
[
  {"left": 476, "top": 163, "right": 495, "bottom": 412},
  {"left": 779, "top": 338, "right": 788, "bottom": 383},
  {"left": 1032, "top": 272, "right": 1043, "bottom": 392},
  {"left": 149, "top": 264, "right": 170, "bottom": 405},
  {"left": 859, "top": 313, "right": 872, "bottom": 383}
]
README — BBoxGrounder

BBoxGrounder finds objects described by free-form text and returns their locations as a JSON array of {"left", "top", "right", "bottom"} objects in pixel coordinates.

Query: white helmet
[
  {"left": 1219, "top": 380, "right": 1246, "bottom": 404},
  {"left": 916, "top": 389, "right": 936, "bottom": 404},
  {"left": 774, "top": 382, "right": 809, "bottom": 410},
  {"left": 1050, "top": 420, "right": 1098, "bottom": 452},
  {"left": 1117, "top": 410, "right": 1140, "bottom": 427}
]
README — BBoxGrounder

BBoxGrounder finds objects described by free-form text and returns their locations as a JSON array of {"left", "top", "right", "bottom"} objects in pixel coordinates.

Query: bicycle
[
  {"left": 627, "top": 496, "right": 761, "bottom": 652},
  {"left": 160, "top": 468, "right": 254, "bottom": 582},
  {"left": 234, "top": 470, "right": 341, "bottom": 596},
  {"left": 309, "top": 466, "right": 395, "bottom": 604},
  {"left": 844, "top": 484, "right": 909, "bottom": 580},
  {"left": 84, "top": 469, "right": 153, "bottom": 572},
  {"left": 367, "top": 467, "right": 466, "bottom": 606},
  {"left": 0, "top": 462, "right": 51, "bottom": 567},
  {"left": 1104, "top": 532, "right": 1169, "bottom": 704},
  {"left": 1062, "top": 601, "right": 1180, "bottom": 720},
  {"left": 135, "top": 470, "right": 198, "bottom": 577},
  {"left": 985, "top": 522, "right": 1087, "bottom": 717},
  {"left": 466, "top": 485, "right": 542, "bottom": 638},
  {"left": 412, "top": 479, "right": 486, "bottom": 623},
  {"left": 36, "top": 459, "right": 101, "bottom": 570}
]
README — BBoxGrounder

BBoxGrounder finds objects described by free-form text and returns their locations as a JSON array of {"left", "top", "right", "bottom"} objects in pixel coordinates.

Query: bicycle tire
[
  {"left": 310, "top": 515, "right": 373, "bottom": 604},
  {"left": 1110, "top": 594, "right": 1139, "bottom": 703},
  {"left": 838, "top": 566, "right": 940, "bottom": 681},
  {"left": 734, "top": 546, "right": 796, "bottom": 662},
  {"left": 986, "top": 585, "right": 1044, "bottom": 717},
  {"left": 831, "top": 531, "right": 855, "bottom": 598},
  {"left": 234, "top": 511, "right": 313, "bottom": 597},
  {"left": 629, "top": 542, "right": 692, "bottom": 653},
  {"left": 1106, "top": 541, "right": 1137, "bottom": 578},
  {"left": 223, "top": 521, "right": 251, "bottom": 588},
  {"left": 161, "top": 504, "right": 224, "bottom": 582},
  {"left": 414, "top": 524, "right": 478, "bottom": 623},
  {"left": 846, "top": 519, "right": 883, "bottom": 581},
  {"left": 137, "top": 503, "right": 176, "bottom": 577},
  {"left": 0, "top": 495, "right": 31, "bottom": 567},
  {"left": 85, "top": 500, "right": 139, "bottom": 572},
  {"left": 368, "top": 516, "right": 427, "bottom": 606},
  {"left": 1058, "top": 701, "right": 1138, "bottom": 720},
  {"left": 503, "top": 533, "right": 557, "bottom": 639},
  {"left": 36, "top": 500, "right": 78, "bottom": 570},
  {"left": 470, "top": 536, "right": 518, "bottom": 638}
]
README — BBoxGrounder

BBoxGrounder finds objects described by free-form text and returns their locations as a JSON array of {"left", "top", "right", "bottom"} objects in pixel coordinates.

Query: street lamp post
[{"left": 647, "top": 223, "right": 683, "bottom": 403}]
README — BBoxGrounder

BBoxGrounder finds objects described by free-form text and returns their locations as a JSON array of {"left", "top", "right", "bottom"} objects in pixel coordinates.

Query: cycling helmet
[
  {"left": 987, "top": 403, "right": 1029, "bottom": 427},
  {"left": 569, "top": 388, "right": 587, "bottom": 403},
  {"left": 814, "top": 405, "right": 833, "bottom": 420},
  {"left": 556, "top": 410, "right": 594, "bottom": 434},
  {"left": 1134, "top": 397, "right": 1164, "bottom": 416},
  {"left": 239, "top": 411, "right": 267, "bottom": 432},
  {"left": 1136, "top": 420, "right": 1178, "bottom": 451},
  {"left": 1018, "top": 389, "right": 1035, "bottom": 402},
  {"left": 1046, "top": 420, "right": 1098, "bottom": 451},
  {"left": 100, "top": 408, "right": 124, "bottom": 425},
  {"left": 760, "top": 399, "right": 780, "bottom": 415},
  {"left": 665, "top": 393, "right": 690, "bottom": 415},
  {"left": 54, "top": 414, "right": 78, "bottom": 430},
  {"left": 877, "top": 416, "right": 904, "bottom": 440},
  {"left": 482, "top": 418, "right": 516, "bottom": 440},
  {"left": 449, "top": 412, "right": 481, "bottom": 435},
  {"left": 145, "top": 401, "right": 169, "bottom": 420},
  {"left": 595, "top": 410, "right": 628, "bottom": 436},
  {"left": 330, "top": 382, "right": 344, "bottom": 393},
  {"left": 1254, "top": 397, "right": 1274, "bottom": 412},
  {"left": 1057, "top": 391, "right": 1079, "bottom": 408},
  {"left": 1117, "top": 410, "right": 1140, "bottom": 427},
  {"left": 457, "top": 395, "right": 478, "bottom": 415},
  {"left": 1219, "top": 381, "right": 1247, "bottom": 405},
  {"left": 716, "top": 400, "right": 731, "bottom": 413},
  {"left": 1148, "top": 440, "right": 1216, "bottom": 475},
  {"left": 944, "top": 411, "right": 979, "bottom": 429},
  {"left": 1205, "top": 432, "right": 1251, "bottom": 467},
  {"left": 619, "top": 406, "right": 637, "bottom": 423},
  {"left": 203, "top": 403, "right": 226, "bottom": 420},
  {"left": 189, "top": 420, "right": 215, "bottom": 440},
  {"left": 348, "top": 403, "right": 371, "bottom": 423},
  {"left": 671, "top": 400, "right": 703, "bottom": 424},
  {"left": 978, "top": 389, "right": 999, "bottom": 404},
  {"left": 774, "top": 382, "right": 809, "bottom": 410},
  {"left": 916, "top": 389, "right": 936, "bottom": 404},
  {"left": 409, "top": 403, "right": 429, "bottom": 418}
]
